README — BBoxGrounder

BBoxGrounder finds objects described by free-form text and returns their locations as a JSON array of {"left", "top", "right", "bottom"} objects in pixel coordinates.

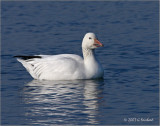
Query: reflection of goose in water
[
  {"left": 23, "top": 79, "right": 104, "bottom": 125},
  {"left": 83, "top": 80, "right": 104, "bottom": 124}
]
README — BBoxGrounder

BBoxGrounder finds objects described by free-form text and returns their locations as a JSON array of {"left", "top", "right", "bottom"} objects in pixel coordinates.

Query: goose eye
[{"left": 89, "top": 37, "right": 92, "bottom": 39}]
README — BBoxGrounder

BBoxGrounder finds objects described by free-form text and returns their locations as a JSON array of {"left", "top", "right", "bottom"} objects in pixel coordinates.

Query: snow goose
[{"left": 14, "top": 33, "right": 104, "bottom": 80}]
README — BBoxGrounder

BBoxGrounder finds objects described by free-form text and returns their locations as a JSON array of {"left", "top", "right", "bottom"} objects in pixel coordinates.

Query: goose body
[{"left": 15, "top": 33, "right": 104, "bottom": 80}]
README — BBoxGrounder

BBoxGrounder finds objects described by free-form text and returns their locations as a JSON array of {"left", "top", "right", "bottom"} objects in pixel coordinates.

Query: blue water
[{"left": 1, "top": 1, "right": 159, "bottom": 125}]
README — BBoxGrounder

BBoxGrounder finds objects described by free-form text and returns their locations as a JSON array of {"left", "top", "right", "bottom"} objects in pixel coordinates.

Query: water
[{"left": 1, "top": 1, "right": 159, "bottom": 125}]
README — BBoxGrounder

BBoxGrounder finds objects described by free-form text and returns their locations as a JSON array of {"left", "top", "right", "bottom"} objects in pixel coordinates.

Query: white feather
[{"left": 16, "top": 33, "right": 104, "bottom": 80}]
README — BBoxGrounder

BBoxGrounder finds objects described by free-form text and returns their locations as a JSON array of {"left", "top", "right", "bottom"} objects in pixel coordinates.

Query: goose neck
[{"left": 82, "top": 48, "right": 95, "bottom": 60}]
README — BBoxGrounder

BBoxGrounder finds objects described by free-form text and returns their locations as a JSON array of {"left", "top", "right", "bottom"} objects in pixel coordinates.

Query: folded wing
[{"left": 16, "top": 54, "right": 85, "bottom": 80}]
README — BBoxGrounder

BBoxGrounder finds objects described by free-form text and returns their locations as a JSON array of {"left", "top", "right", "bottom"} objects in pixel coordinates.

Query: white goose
[{"left": 14, "top": 33, "right": 104, "bottom": 80}]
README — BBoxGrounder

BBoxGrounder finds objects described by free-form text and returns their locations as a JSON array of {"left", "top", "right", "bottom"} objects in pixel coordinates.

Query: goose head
[{"left": 82, "top": 33, "right": 103, "bottom": 49}]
